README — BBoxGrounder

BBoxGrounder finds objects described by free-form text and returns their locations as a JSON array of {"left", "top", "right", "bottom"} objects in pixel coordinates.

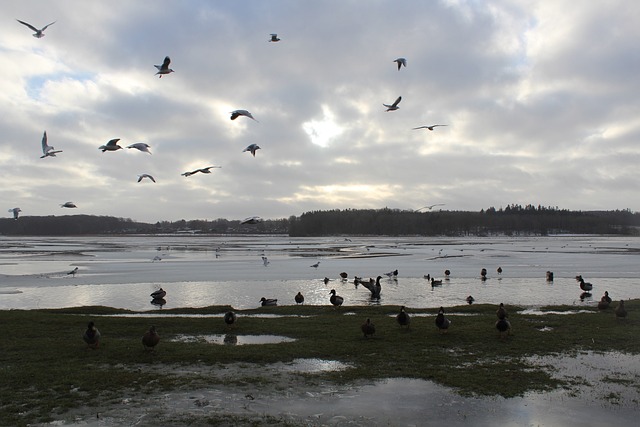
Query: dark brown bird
[
  {"left": 615, "top": 300, "right": 627, "bottom": 319},
  {"left": 396, "top": 306, "right": 410, "bottom": 328},
  {"left": 142, "top": 325, "right": 160, "bottom": 350},
  {"left": 295, "top": 292, "right": 304, "bottom": 305},
  {"left": 329, "top": 289, "right": 344, "bottom": 307},
  {"left": 496, "top": 303, "right": 508, "bottom": 320},
  {"left": 435, "top": 307, "right": 451, "bottom": 333},
  {"left": 361, "top": 318, "right": 375, "bottom": 337},
  {"left": 496, "top": 318, "right": 511, "bottom": 337},
  {"left": 224, "top": 311, "right": 237, "bottom": 327},
  {"left": 83, "top": 321, "right": 100, "bottom": 349}
]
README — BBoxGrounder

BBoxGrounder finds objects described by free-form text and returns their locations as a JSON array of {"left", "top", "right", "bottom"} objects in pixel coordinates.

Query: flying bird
[
  {"left": 137, "top": 174, "right": 156, "bottom": 183},
  {"left": 243, "top": 144, "right": 261, "bottom": 157},
  {"left": 230, "top": 110, "right": 258, "bottom": 121},
  {"left": 16, "top": 19, "right": 56, "bottom": 38},
  {"left": 154, "top": 56, "right": 174, "bottom": 78},
  {"left": 417, "top": 204, "right": 445, "bottom": 211},
  {"left": 393, "top": 57, "right": 407, "bottom": 70},
  {"left": 8, "top": 208, "right": 21, "bottom": 220},
  {"left": 127, "top": 143, "right": 152, "bottom": 154},
  {"left": 413, "top": 125, "right": 447, "bottom": 131},
  {"left": 269, "top": 33, "right": 280, "bottom": 42},
  {"left": 241, "top": 216, "right": 263, "bottom": 224},
  {"left": 40, "top": 131, "right": 62, "bottom": 158},
  {"left": 99, "top": 138, "right": 122, "bottom": 152},
  {"left": 181, "top": 166, "right": 221, "bottom": 177},
  {"left": 383, "top": 96, "right": 402, "bottom": 111},
  {"left": 60, "top": 202, "right": 77, "bottom": 208}
]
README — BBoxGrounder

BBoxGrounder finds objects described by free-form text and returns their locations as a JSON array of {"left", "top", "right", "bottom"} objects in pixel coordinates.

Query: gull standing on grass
[
  {"left": 393, "top": 57, "right": 407, "bottom": 70},
  {"left": 8, "top": 208, "right": 21, "bottom": 220},
  {"left": 154, "top": 56, "right": 174, "bottom": 78},
  {"left": 243, "top": 144, "right": 261, "bottom": 157},
  {"left": 99, "top": 138, "right": 122, "bottom": 152},
  {"left": 383, "top": 96, "right": 402, "bottom": 111},
  {"left": 127, "top": 143, "right": 152, "bottom": 154},
  {"left": 137, "top": 174, "right": 156, "bottom": 183},
  {"left": 230, "top": 110, "right": 258, "bottom": 122},
  {"left": 413, "top": 125, "right": 447, "bottom": 131},
  {"left": 40, "top": 131, "right": 62, "bottom": 158},
  {"left": 181, "top": 166, "right": 221, "bottom": 177},
  {"left": 16, "top": 19, "right": 56, "bottom": 38}
]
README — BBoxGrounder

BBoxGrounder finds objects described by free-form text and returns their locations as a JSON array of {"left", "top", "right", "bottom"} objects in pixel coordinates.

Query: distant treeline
[{"left": 1, "top": 205, "right": 639, "bottom": 236}]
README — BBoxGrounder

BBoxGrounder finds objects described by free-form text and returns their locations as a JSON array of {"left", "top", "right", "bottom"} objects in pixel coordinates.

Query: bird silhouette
[
  {"left": 17, "top": 19, "right": 56, "bottom": 38},
  {"left": 154, "top": 56, "right": 174, "bottom": 78},
  {"left": 137, "top": 174, "right": 156, "bottom": 183},
  {"left": 412, "top": 125, "right": 447, "bottom": 131},
  {"left": 230, "top": 110, "right": 258, "bottom": 121},
  {"left": 243, "top": 144, "right": 261, "bottom": 157},
  {"left": 295, "top": 292, "right": 304, "bottom": 305},
  {"left": 397, "top": 306, "right": 410, "bottom": 328},
  {"left": 435, "top": 307, "right": 451, "bottom": 333},
  {"left": 142, "top": 325, "right": 160, "bottom": 350},
  {"left": 83, "top": 321, "right": 101, "bottom": 349},
  {"left": 383, "top": 96, "right": 402, "bottom": 111},
  {"left": 181, "top": 166, "right": 221, "bottom": 177},
  {"left": 260, "top": 297, "right": 277, "bottom": 306},
  {"left": 99, "top": 138, "right": 122, "bottom": 152},
  {"left": 269, "top": 33, "right": 280, "bottom": 42},
  {"left": 393, "top": 57, "right": 407, "bottom": 70},
  {"left": 329, "top": 289, "right": 344, "bottom": 307},
  {"left": 127, "top": 143, "right": 152, "bottom": 154},
  {"left": 40, "top": 131, "right": 62, "bottom": 158},
  {"left": 361, "top": 318, "right": 376, "bottom": 337},
  {"left": 224, "top": 311, "right": 237, "bottom": 327}
]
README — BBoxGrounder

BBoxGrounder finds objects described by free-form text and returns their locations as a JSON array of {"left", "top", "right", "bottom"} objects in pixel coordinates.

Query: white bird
[
  {"left": 181, "top": 166, "right": 221, "bottom": 177},
  {"left": 230, "top": 110, "right": 258, "bottom": 122},
  {"left": 393, "top": 57, "right": 407, "bottom": 70},
  {"left": 40, "top": 131, "right": 62, "bottom": 158},
  {"left": 383, "top": 96, "right": 402, "bottom": 112},
  {"left": 241, "top": 216, "right": 263, "bottom": 225},
  {"left": 8, "top": 207, "right": 21, "bottom": 220},
  {"left": 127, "top": 143, "right": 152, "bottom": 154},
  {"left": 262, "top": 256, "right": 270, "bottom": 266},
  {"left": 16, "top": 19, "right": 56, "bottom": 38},
  {"left": 137, "top": 174, "right": 156, "bottom": 183},
  {"left": 154, "top": 56, "right": 174, "bottom": 78},
  {"left": 413, "top": 125, "right": 447, "bottom": 131},
  {"left": 269, "top": 33, "right": 280, "bottom": 42},
  {"left": 243, "top": 144, "right": 261, "bottom": 157},
  {"left": 99, "top": 138, "right": 122, "bottom": 152},
  {"left": 60, "top": 202, "right": 77, "bottom": 208}
]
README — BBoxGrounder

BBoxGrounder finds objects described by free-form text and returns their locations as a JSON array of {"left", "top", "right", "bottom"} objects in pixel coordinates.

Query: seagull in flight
[
  {"left": 181, "top": 166, "right": 221, "bottom": 177},
  {"left": 230, "top": 110, "right": 258, "bottom": 122},
  {"left": 269, "top": 33, "right": 280, "bottom": 42},
  {"left": 8, "top": 207, "right": 21, "bottom": 220},
  {"left": 383, "top": 96, "right": 402, "bottom": 112},
  {"left": 417, "top": 204, "right": 445, "bottom": 211},
  {"left": 241, "top": 216, "right": 263, "bottom": 225},
  {"left": 413, "top": 125, "right": 448, "bottom": 131},
  {"left": 40, "top": 131, "right": 62, "bottom": 158},
  {"left": 127, "top": 143, "right": 151, "bottom": 154},
  {"left": 154, "top": 56, "right": 174, "bottom": 78},
  {"left": 16, "top": 19, "right": 56, "bottom": 38},
  {"left": 60, "top": 202, "right": 77, "bottom": 208},
  {"left": 99, "top": 138, "right": 122, "bottom": 152},
  {"left": 243, "top": 144, "right": 261, "bottom": 157},
  {"left": 137, "top": 174, "right": 156, "bottom": 183},
  {"left": 393, "top": 57, "right": 407, "bottom": 70}
]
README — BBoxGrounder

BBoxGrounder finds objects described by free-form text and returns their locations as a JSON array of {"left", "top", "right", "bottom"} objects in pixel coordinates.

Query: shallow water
[{"left": 1, "top": 235, "right": 639, "bottom": 311}]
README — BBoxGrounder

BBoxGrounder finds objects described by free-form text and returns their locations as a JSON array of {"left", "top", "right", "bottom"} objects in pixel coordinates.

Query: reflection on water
[{"left": 171, "top": 334, "right": 296, "bottom": 345}]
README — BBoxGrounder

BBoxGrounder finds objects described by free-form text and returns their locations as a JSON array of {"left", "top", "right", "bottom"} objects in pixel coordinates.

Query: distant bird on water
[
  {"left": 360, "top": 276, "right": 382, "bottom": 299},
  {"left": 242, "top": 144, "right": 261, "bottom": 157},
  {"left": 137, "top": 174, "right": 156, "bottom": 183},
  {"left": 412, "top": 125, "right": 447, "bottom": 131},
  {"left": 154, "top": 56, "right": 174, "bottom": 78},
  {"left": 181, "top": 166, "right": 221, "bottom": 177},
  {"left": 224, "top": 311, "right": 237, "bottom": 327},
  {"left": 99, "top": 138, "right": 122, "bottom": 152},
  {"left": 127, "top": 143, "right": 152, "bottom": 154},
  {"left": 60, "top": 202, "right": 77, "bottom": 208},
  {"left": 260, "top": 297, "right": 278, "bottom": 306},
  {"left": 397, "top": 306, "right": 410, "bottom": 328},
  {"left": 142, "top": 325, "right": 160, "bottom": 350},
  {"left": 393, "top": 57, "right": 407, "bottom": 70},
  {"left": 466, "top": 295, "right": 475, "bottom": 304},
  {"left": 295, "top": 292, "right": 304, "bottom": 305},
  {"left": 575, "top": 275, "right": 593, "bottom": 292},
  {"left": 361, "top": 318, "right": 375, "bottom": 337},
  {"left": 40, "top": 131, "right": 62, "bottom": 158},
  {"left": 383, "top": 96, "right": 402, "bottom": 112},
  {"left": 269, "top": 33, "right": 280, "bottom": 42},
  {"left": 230, "top": 110, "right": 258, "bottom": 121},
  {"left": 497, "top": 267, "right": 503, "bottom": 275},
  {"left": 17, "top": 19, "right": 56, "bottom": 38},
  {"left": 8, "top": 207, "right": 21, "bottom": 220},
  {"left": 83, "top": 321, "right": 101, "bottom": 349},
  {"left": 329, "top": 289, "right": 344, "bottom": 307}
]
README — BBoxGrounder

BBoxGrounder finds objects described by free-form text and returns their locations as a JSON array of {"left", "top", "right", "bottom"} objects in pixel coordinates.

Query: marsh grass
[{"left": 1, "top": 300, "right": 638, "bottom": 425}]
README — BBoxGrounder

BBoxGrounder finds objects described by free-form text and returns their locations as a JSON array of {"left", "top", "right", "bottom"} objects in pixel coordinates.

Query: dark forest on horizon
[{"left": 1, "top": 205, "right": 639, "bottom": 237}]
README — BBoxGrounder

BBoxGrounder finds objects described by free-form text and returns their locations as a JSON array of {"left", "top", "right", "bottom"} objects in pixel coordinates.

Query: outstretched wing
[
  {"left": 392, "top": 96, "right": 402, "bottom": 107},
  {"left": 16, "top": 19, "right": 39, "bottom": 32},
  {"left": 41, "top": 21, "right": 56, "bottom": 31}
]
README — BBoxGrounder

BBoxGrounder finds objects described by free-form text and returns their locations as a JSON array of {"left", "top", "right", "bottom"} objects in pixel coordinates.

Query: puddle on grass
[
  {"left": 519, "top": 309, "right": 595, "bottom": 315},
  {"left": 171, "top": 333, "right": 296, "bottom": 345},
  {"left": 281, "top": 358, "right": 352, "bottom": 373}
]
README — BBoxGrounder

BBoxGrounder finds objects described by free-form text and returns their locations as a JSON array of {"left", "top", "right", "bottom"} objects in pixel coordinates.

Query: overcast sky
[{"left": 2, "top": 1, "right": 639, "bottom": 223}]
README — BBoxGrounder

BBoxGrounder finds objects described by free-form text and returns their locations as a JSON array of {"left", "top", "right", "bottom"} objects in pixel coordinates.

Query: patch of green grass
[{"left": 0, "top": 300, "right": 638, "bottom": 425}]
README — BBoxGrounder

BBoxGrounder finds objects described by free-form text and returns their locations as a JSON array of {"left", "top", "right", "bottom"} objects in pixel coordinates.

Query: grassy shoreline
[{"left": 1, "top": 301, "right": 638, "bottom": 425}]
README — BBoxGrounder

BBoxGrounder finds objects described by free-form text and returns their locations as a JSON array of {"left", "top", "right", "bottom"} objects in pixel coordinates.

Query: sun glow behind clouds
[
  {"left": 279, "top": 184, "right": 400, "bottom": 205},
  {"left": 302, "top": 105, "right": 344, "bottom": 147}
]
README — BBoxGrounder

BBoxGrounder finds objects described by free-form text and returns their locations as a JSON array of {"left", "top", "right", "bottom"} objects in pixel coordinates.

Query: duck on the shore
[
  {"left": 480, "top": 268, "right": 487, "bottom": 280},
  {"left": 361, "top": 318, "right": 376, "bottom": 337},
  {"left": 142, "top": 325, "right": 160, "bottom": 350},
  {"left": 294, "top": 292, "right": 304, "bottom": 305},
  {"left": 435, "top": 307, "right": 451, "bottom": 333},
  {"left": 329, "top": 289, "right": 344, "bottom": 307},
  {"left": 397, "top": 306, "right": 410, "bottom": 328},
  {"left": 546, "top": 271, "right": 554, "bottom": 282},
  {"left": 83, "top": 321, "right": 100, "bottom": 349},
  {"left": 602, "top": 291, "right": 612, "bottom": 304},
  {"left": 224, "top": 311, "right": 237, "bottom": 327},
  {"left": 496, "top": 303, "right": 508, "bottom": 320},
  {"left": 260, "top": 297, "right": 278, "bottom": 306},
  {"left": 496, "top": 318, "right": 511, "bottom": 338},
  {"left": 339, "top": 272, "right": 348, "bottom": 280},
  {"left": 615, "top": 300, "right": 627, "bottom": 319}
]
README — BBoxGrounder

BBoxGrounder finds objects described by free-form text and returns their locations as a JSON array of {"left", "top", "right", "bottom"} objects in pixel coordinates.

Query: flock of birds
[{"left": 9, "top": 21, "right": 448, "bottom": 221}]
